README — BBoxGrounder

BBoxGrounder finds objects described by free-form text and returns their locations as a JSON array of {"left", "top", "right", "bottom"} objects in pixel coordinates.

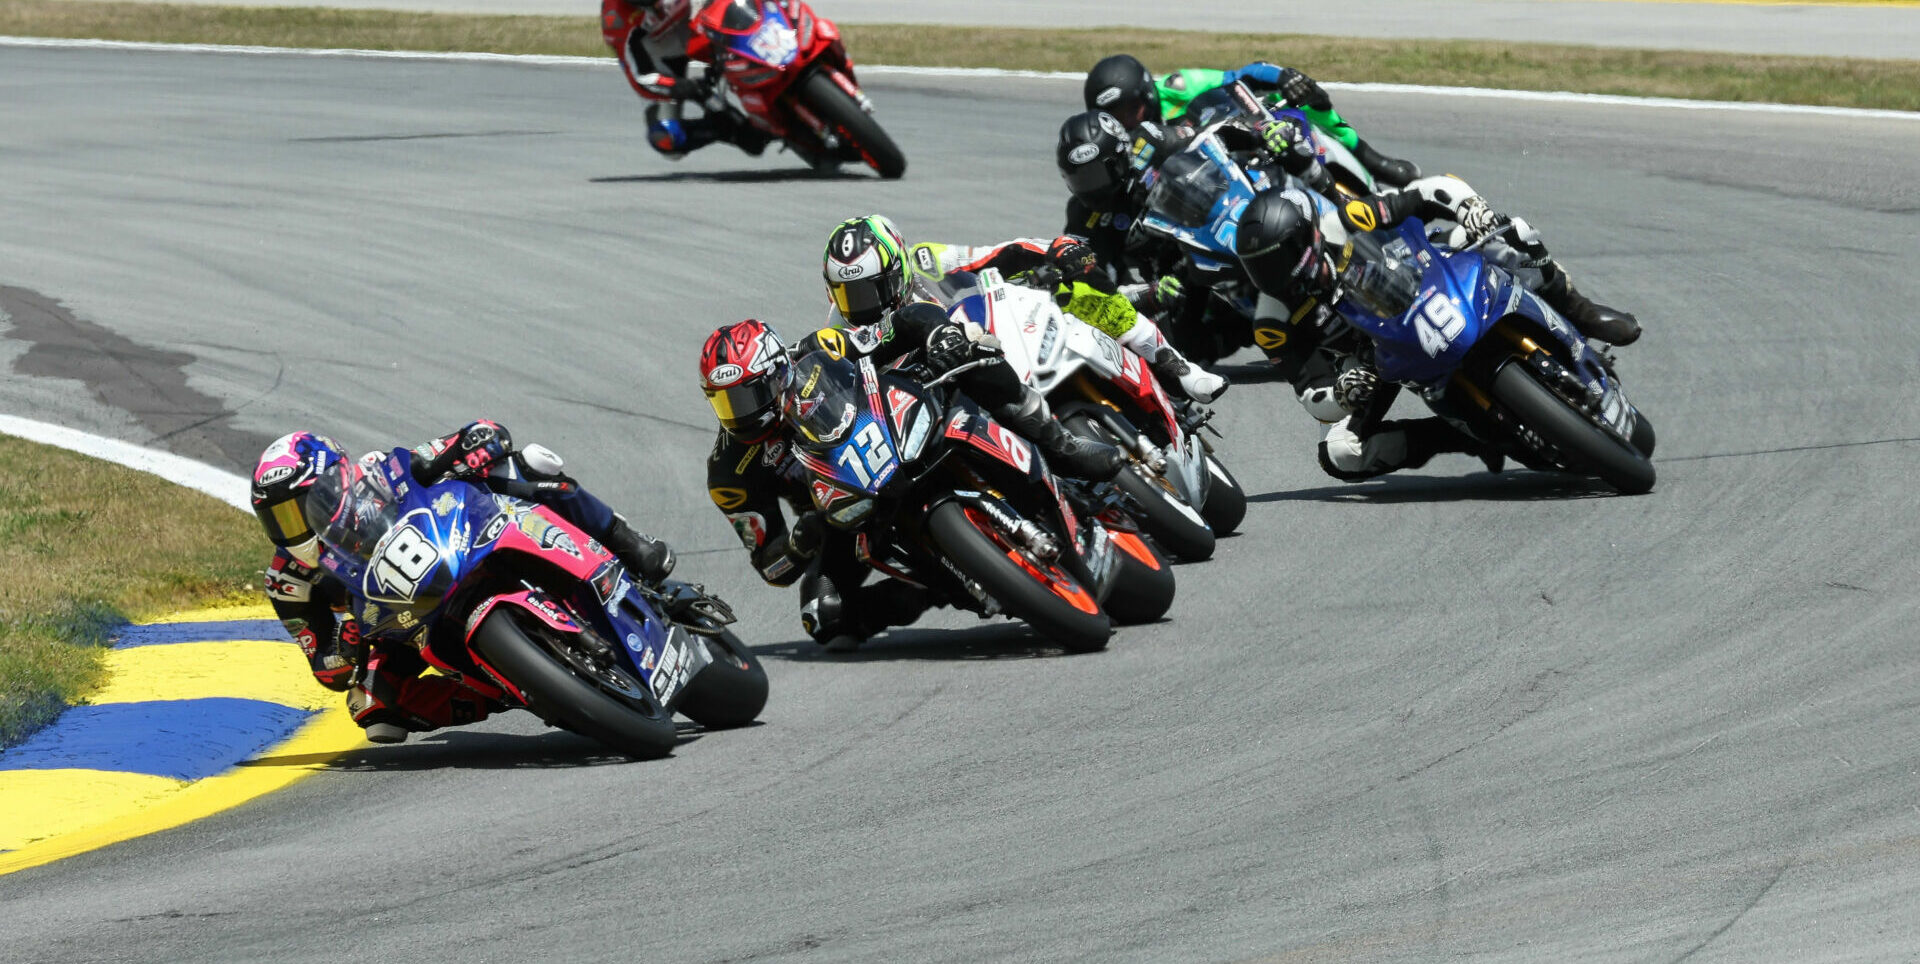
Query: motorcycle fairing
[
  {"left": 1334, "top": 219, "right": 1496, "bottom": 386},
  {"left": 1136, "top": 129, "right": 1260, "bottom": 263}
]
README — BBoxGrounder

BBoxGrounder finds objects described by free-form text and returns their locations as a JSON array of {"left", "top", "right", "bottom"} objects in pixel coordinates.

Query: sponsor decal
[
  {"left": 710, "top": 486, "right": 749, "bottom": 510},
  {"left": 431, "top": 492, "right": 458, "bottom": 517},
  {"left": 728, "top": 511, "right": 768, "bottom": 550},
  {"left": 1344, "top": 199, "right": 1379, "bottom": 232},
  {"left": 293, "top": 628, "right": 319, "bottom": 657},
  {"left": 706, "top": 362, "right": 745, "bottom": 386},
  {"left": 834, "top": 263, "right": 866, "bottom": 281},
  {"left": 1254, "top": 327, "right": 1289, "bottom": 350},
  {"left": 1067, "top": 142, "right": 1100, "bottom": 166},
  {"left": 811, "top": 478, "right": 853, "bottom": 508},
  {"left": 1097, "top": 113, "right": 1126, "bottom": 138},
  {"left": 1094, "top": 85, "right": 1120, "bottom": 106},
  {"left": 479, "top": 513, "right": 509, "bottom": 545},
  {"left": 257, "top": 464, "right": 294, "bottom": 486}
]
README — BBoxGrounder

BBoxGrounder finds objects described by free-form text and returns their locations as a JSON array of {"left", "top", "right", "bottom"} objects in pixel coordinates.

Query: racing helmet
[
  {"left": 250, "top": 431, "right": 351, "bottom": 567},
  {"left": 1083, "top": 53, "right": 1159, "bottom": 128},
  {"left": 1236, "top": 187, "right": 1335, "bottom": 299},
  {"left": 1056, "top": 110, "right": 1133, "bottom": 208},
  {"left": 700, "top": 319, "right": 793, "bottom": 440},
  {"left": 823, "top": 215, "right": 908, "bottom": 329}
]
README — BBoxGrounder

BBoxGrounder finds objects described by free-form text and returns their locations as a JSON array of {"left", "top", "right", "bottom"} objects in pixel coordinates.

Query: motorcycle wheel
[
  {"left": 1630, "top": 409, "right": 1657, "bottom": 457},
  {"left": 1491, "top": 362, "right": 1655, "bottom": 495},
  {"left": 1199, "top": 453, "right": 1247, "bottom": 536},
  {"left": 926, "top": 501, "right": 1110, "bottom": 652},
  {"left": 799, "top": 71, "right": 906, "bottom": 179},
  {"left": 1063, "top": 414, "right": 1214, "bottom": 562},
  {"left": 470, "top": 609, "right": 679, "bottom": 759},
  {"left": 675, "top": 629, "right": 768, "bottom": 729},
  {"left": 1101, "top": 527, "right": 1176, "bottom": 625}
]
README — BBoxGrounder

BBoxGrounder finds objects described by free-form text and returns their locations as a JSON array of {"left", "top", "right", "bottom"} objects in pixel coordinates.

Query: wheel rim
[
  {"left": 540, "top": 626, "right": 667, "bottom": 719},
  {"left": 1108, "top": 530, "right": 1162, "bottom": 571},
  {"left": 962, "top": 507, "right": 1099, "bottom": 615}
]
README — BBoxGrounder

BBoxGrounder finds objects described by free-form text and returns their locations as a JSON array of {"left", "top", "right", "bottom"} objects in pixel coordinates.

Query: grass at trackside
[
  {"left": 1, "top": 1, "right": 1917, "bottom": 112},
  {"left": 0, "top": 435, "right": 265, "bottom": 748}
]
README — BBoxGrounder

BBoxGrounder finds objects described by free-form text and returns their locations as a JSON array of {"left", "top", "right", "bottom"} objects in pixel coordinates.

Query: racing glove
[
  {"left": 1456, "top": 196, "right": 1500, "bottom": 242},
  {"left": 789, "top": 510, "right": 827, "bottom": 556},
  {"left": 924, "top": 322, "right": 974, "bottom": 375},
  {"left": 1334, "top": 365, "right": 1379, "bottom": 414},
  {"left": 1140, "top": 275, "right": 1185, "bottom": 316},
  {"left": 1279, "top": 67, "right": 1333, "bottom": 112},
  {"left": 1046, "top": 236, "right": 1100, "bottom": 284},
  {"left": 414, "top": 420, "right": 510, "bottom": 482}
]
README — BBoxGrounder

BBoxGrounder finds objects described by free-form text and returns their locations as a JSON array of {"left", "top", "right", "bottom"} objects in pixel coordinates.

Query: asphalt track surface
[
  {"left": 4, "top": 47, "right": 1920, "bottom": 963},
  {"left": 104, "top": 0, "right": 1920, "bottom": 59}
]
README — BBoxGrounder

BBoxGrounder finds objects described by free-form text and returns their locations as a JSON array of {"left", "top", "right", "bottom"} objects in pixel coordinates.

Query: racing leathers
[
  {"left": 265, "top": 421, "right": 675, "bottom": 739},
  {"left": 1251, "top": 177, "right": 1632, "bottom": 480},
  {"left": 600, "top": 0, "right": 770, "bottom": 158},
  {"left": 905, "top": 235, "right": 1228, "bottom": 403},
  {"left": 1156, "top": 62, "right": 1419, "bottom": 187}
]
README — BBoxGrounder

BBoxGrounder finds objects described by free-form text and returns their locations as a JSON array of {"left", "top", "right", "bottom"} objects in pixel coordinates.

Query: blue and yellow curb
[{"left": 0, "top": 604, "right": 362, "bottom": 875}]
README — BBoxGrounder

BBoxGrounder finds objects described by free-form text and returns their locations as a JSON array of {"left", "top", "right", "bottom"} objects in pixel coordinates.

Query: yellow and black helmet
[{"left": 823, "top": 214, "right": 908, "bottom": 329}]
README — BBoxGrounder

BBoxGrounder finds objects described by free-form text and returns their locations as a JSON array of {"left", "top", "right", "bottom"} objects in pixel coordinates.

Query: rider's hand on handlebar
[{"left": 924, "top": 323, "right": 975, "bottom": 375}]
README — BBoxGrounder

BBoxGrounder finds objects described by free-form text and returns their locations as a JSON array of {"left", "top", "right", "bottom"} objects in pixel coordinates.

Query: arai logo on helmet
[
  {"left": 1067, "top": 143, "right": 1100, "bottom": 166},
  {"left": 257, "top": 464, "right": 295, "bottom": 486},
  {"left": 707, "top": 363, "right": 745, "bottom": 386},
  {"left": 1094, "top": 86, "right": 1121, "bottom": 107},
  {"left": 834, "top": 263, "right": 867, "bottom": 281}
]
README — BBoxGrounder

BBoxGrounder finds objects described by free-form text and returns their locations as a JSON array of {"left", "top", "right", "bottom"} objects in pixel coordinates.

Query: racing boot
[
  {"left": 708, "top": 109, "right": 771, "bottom": 157},
  {"left": 1117, "top": 315, "right": 1228, "bottom": 403},
  {"left": 995, "top": 388, "right": 1127, "bottom": 482},
  {"left": 1538, "top": 265, "right": 1641, "bottom": 346},
  {"left": 602, "top": 516, "right": 676, "bottom": 584},
  {"left": 1353, "top": 138, "right": 1420, "bottom": 188},
  {"left": 1149, "top": 346, "right": 1229, "bottom": 404}
]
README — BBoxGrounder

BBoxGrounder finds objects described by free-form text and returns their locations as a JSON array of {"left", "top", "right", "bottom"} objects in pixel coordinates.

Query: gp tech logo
[
  {"left": 1067, "top": 143, "right": 1100, "bottom": 165},
  {"left": 1094, "top": 85, "right": 1121, "bottom": 106}
]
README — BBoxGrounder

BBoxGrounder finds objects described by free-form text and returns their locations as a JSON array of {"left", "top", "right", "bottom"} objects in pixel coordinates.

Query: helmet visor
[
  {"left": 705, "top": 370, "right": 786, "bottom": 430},
  {"left": 256, "top": 496, "right": 314, "bottom": 549},
  {"left": 1063, "top": 157, "right": 1122, "bottom": 204},
  {"left": 827, "top": 273, "right": 901, "bottom": 325}
]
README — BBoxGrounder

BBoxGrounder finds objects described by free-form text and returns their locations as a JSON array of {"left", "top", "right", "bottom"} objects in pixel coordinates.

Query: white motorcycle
[{"left": 943, "top": 268, "right": 1244, "bottom": 562}]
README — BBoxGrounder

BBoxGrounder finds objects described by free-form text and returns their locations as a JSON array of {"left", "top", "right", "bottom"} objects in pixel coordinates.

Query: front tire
[
  {"left": 1064, "top": 414, "right": 1214, "bottom": 562},
  {"left": 1102, "top": 528, "right": 1176, "bottom": 624},
  {"left": 1490, "top": 362, "right": 1655, "bottom": 495},
  {"left": 1199, "top": 453, "right": 1247, "bottom": 536},
  {"left": 926, "top": 501, "right": 1110, "bottom": 652},
  {"left": 470, "top": 610, "right": 679, "bottom": 758},
  {"left": 799, "top": 71, "right": 906, "bottom": 179},
  {"left": 676, "top": 629, "right": 768, "bottom": 729}
]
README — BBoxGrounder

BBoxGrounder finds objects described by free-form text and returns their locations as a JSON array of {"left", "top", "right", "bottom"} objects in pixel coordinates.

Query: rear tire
[
  {"left": 675, "top": 629, "right": 768, "bottom": 729},
  {"left": 1490, "top": 362, "right": 1655, "bottom": 495},
  {"left": 1199, "top": 453, "right": 1246, "bottom": 536},
  {"left": 1102, "top": 528, "right": 1176, "bottom": 624},
  {"left": 1064, "top": 414, "right": 1214, "bottom": 562},
  {"left": 800, "top": 71, "right": 906, "bottom": 179},
  {"left": 926, "top": 501, "right": 1110, "bottom": 652},
  {"left": 470, "top": 611, "right": 678, "bottom": 759}
]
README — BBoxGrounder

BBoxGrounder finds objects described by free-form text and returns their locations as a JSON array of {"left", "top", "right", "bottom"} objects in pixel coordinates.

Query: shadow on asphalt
[
  {"left": 591, "top": 167, "right": 866, "bottom": 184},
  {"left": 242, "top": 726, "right": 724, "bottom": 771},
  {"left": 1252, "top": 471, "right": 1617, "bottom": 504},
  {"left": 750, "top": 623, "right": 1095, "bottom": 663}
]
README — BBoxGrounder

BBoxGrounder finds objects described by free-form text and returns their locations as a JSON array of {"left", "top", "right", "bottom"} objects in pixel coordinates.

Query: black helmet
[
  {"left": 1056, "top": 110, "right": 1133, "bottom": 208},
  {"left": 1084, "top": 54, "right": 1158, "bottom": 128},
  {"left": 1236, "top": 188, "right": 1333, "bottom": 299},
  {"left": 823, "top": 214, "right": 908, "bottom": 328}
]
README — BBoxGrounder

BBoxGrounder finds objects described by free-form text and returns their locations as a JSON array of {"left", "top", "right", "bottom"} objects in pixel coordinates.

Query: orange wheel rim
[{"left": 1110, "top": 530, "right": 1161, "bottom": 571}]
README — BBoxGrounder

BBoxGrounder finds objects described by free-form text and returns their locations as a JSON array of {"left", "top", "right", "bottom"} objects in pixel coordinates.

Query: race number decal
[
  {"left": 1413, "top": 294, "right": 1468, "bottom": 357},
  {"left": 986, "top": 422, "right": 1034, "bottom": 472},
  {"left": 834, "top": 422, "right": 895, "bottom": 489},
  {"left": 649, "top": 636, "right": 694, "bottom": 703},
  {"left": 373, "top": 524, "right": 438, "bottom": 601}
]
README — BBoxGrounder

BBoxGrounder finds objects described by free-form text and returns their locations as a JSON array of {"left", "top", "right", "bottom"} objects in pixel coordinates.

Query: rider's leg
[
  {"left": 347, "top": 648, "right": 496, "bottom": 744},
  {"left": 1115, "top": 315, "right": 1229, "bottom": 403}
]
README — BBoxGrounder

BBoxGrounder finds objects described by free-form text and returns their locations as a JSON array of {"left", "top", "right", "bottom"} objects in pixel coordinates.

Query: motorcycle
[
  {"left": 1317, "top": 204, "right": 1657, "bottom": 493},
  {"left": 688, "top": 0, "right": 906, "bottom": 178},
  {"left": 784, "top": 350, "right": 1176, "bottom": 651},
  {"left": 309, "top": 448, "right": 768, "bottom": 758},
  {"left": 941, "top": 267, "right": 1245, "bottom": 560},
  {"left": 1185, "top": 81, "right": 1377, "bottom": 198}
]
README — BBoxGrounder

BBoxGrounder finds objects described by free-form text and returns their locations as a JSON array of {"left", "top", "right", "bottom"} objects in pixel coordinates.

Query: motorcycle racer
[
  {"left": 601, "top": 0, "right": 771, "bottom": 159},
  {"left": 1083, "top": 53, "right": 1420, "bottom": 187},
  {"left": 250, "top": 423, "right": 676, "bottom": 744},
  {"left": 1232, "top": 177, "right": 1636, "bottom": 481}
]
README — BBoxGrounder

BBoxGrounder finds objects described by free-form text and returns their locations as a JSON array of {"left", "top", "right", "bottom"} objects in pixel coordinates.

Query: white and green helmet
[{"left": 823, "top": 214, "right": 908, "bottom": 330}]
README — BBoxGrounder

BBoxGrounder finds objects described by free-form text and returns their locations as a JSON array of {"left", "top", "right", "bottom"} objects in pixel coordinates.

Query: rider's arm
[
  {"left": 411, "top": 420, "right": 510, "bottom": 484},
  {"left": 1228, "top": 62, "right": 1361, "bottom": 150},
  {"left": 707, "top": 430, "right": 811, "bottom": 587},
  {"left": 264, "top": 550, "right": 356, "bottom": 691}
]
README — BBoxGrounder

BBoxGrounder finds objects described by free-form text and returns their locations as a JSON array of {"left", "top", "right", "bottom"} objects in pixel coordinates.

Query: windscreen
[
  {"left": 1339, "top": 231, "right": 1422, "bottom": 319},
  {"left": 719, "top": 0, "right": 759, "bottom": 31},
  {"left": 786, "top": 351, "right": 866, "bottom": 452},
  {"left": 305, "top": 459, "right": 400, "bottom": 562},
  {"left": 1146, "top": 147, "right": 1232, "bottom": 227}
]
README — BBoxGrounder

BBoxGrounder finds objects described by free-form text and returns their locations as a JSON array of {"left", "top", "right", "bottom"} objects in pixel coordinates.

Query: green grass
[
  {"left": 0, "top": 1, "right": 1916, "bottom": 111},
  {"left": 0, "top": 434, "right": 266, "bottom": 747}
]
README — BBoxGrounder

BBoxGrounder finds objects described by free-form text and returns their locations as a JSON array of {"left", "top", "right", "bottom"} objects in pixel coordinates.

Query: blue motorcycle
[
  {"left": 1317, "top": 202, "right": 1657, "bottom": 493},
  {"left": 307, "top": 448, "right": 767, "bottom": 757}
]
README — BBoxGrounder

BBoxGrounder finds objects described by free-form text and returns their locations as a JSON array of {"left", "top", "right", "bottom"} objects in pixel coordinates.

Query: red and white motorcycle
[{"left": 942, "top": 269, "right": 1245, "bottom": 562}]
